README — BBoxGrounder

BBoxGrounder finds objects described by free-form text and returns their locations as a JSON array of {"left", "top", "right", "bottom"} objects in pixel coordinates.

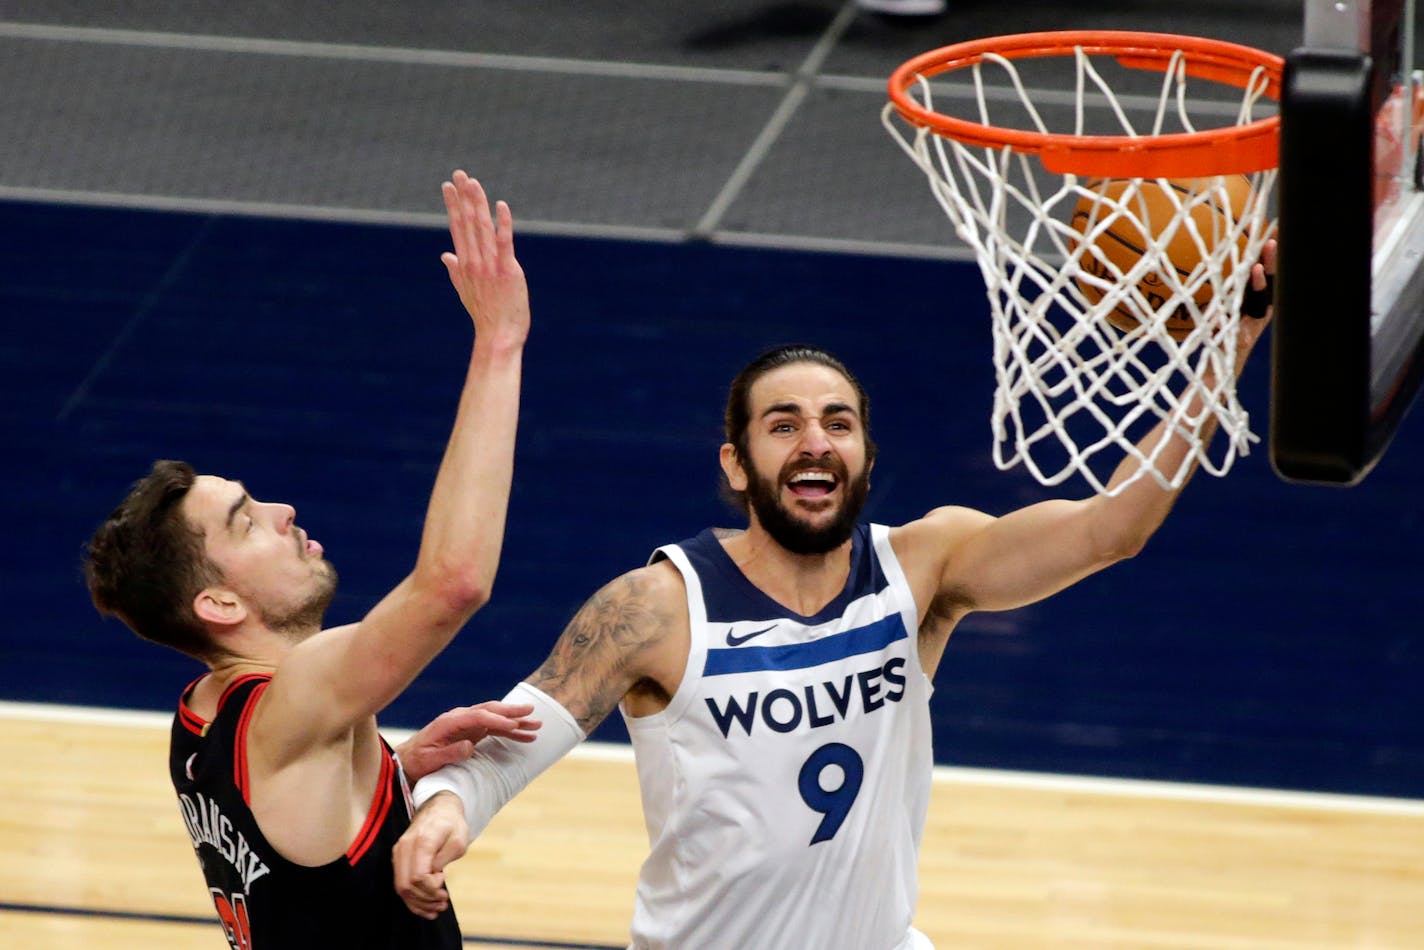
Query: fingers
[
  {"left": 442, "top": 170, "right": 476, "bottom": 273},
  {"left": 394, "top": 831, "right": 449, "bottom": 918},
  {"left": 442, "top": 170, "right": 508, "bottom": 270},
  {"left": 406, "top": 705, "right": 541, "bottom": 775},
  {"left": 471, "top": 707, "right": 542, "bottom": 741},
  {"left": 400, "top": 835, "right": 468, "bottom": 917},
  {"left": 493, "top": 716, "right": 542, "bottom": 742},
  {"left": 1240, "top": 239, "right": 1277, "bottom": 321},
  {"left": 400, "top": 870, "right": 450, "bottom": 920},
  {"left": 394, "top": 795, "right": 469, "bottom": 918},
  {"left": 425, "top": 740, "right": 476, "bottom": 771},
  {"left": 494, "top": 199, "right": 516, "bottom": 266},
  {"left": 436, "top": 172, "right": 530, "bottom": 341},
  {"left": 446, "top": 705, "right": 543, "bottom": 744},
  {"left": 441, "top": 174, "right": 470, "bottom": 266},
  {"left": 473, "top": 700, "right": 535, "bottom": 719},
  {"left": 439, "top": 702, "right": 537, "bottom": 732}
]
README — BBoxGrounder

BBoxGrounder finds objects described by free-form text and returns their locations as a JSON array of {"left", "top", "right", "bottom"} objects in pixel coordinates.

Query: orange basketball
[{"left": 1070, "top": 176, "right": 1252, "bottom": 340}]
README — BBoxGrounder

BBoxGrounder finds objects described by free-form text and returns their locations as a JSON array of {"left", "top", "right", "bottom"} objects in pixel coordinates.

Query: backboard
[{"left": 1272, "top": 0, "right": 1424, "bottom": 483}]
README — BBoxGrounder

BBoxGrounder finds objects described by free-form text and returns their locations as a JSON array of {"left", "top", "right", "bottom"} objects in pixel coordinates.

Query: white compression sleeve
[{"left": 411, "top": 682, "right": 585, "bottom": 840}]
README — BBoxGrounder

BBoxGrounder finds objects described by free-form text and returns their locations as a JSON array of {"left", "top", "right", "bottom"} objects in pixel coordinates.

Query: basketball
[{"left": 1070, "top": 176, "right": 1252, "bottom": 339}]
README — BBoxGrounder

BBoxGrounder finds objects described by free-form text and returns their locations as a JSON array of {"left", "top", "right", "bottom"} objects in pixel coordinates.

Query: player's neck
[
  {"left": 185, "top": 654, "right": 278, "bottom": 719},
  {"left": 723, "top": 525, "right": 852, "bottom": 617},
  {"left": 197, "top": 622, "right": 306, "bottom": 690}
]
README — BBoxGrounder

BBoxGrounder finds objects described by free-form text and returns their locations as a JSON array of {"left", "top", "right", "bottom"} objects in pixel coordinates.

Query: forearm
[
  {"left": 1100, "top": 256, "right": 1272, "bottom": 526},
  {"left": 1095, "top": 335, "right": 1251, "bottom": 549},
  {"left": 1093, "top": 413, "right": 1197, "bottom": 555},
  {"left": 408, "top": 170, "right": 530, "bottom": 618},
  {"left": 411, "top": 339, "right": 524, "bottom": 609},
  {"left": 413, "top": 683, "right": 584, "bottom": 839}
]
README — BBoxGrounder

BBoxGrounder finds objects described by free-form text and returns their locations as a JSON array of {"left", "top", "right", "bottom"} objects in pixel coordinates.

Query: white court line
[
  {"left": 0, "top": 21, "right": 782, "bottom": 87},
  {"left": 4, "top": 699, "right": 1421, "bottom": 817}
]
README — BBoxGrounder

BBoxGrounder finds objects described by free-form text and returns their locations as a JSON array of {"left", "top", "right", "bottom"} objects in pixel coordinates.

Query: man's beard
[
  {"left": 744, "top": 457, "right": 870, "bottom": 555},
  {"left": 265, "top": 562, "right": 339, "bottom": 638}
]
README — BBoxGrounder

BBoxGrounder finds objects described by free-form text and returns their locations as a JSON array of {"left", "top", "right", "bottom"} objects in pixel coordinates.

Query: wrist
[{"left": 472, "top": 331, "right": 527, "bottom": 361}]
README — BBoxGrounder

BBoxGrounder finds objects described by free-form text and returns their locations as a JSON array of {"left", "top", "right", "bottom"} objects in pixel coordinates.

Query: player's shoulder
[
  {"left": 893, "top": 504, "right": 996, "bottom": 538},
  {"left": 599, "top": 558, "right": 688, "bottom": 611},
  {"left": 888, "top": 505, "right": 996, "bottom": 566}
]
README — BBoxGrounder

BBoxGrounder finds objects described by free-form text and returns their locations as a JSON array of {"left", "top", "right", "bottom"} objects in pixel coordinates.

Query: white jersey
[{"left": 623, "top": 524, "right": 934, "bottom": 950}]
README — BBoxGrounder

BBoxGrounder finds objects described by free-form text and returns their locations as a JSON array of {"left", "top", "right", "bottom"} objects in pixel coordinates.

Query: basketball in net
[
  {"left": 1071, "top": 175, "right": 1254, "bottom": 341},
  {"left": 882, "top": 31, "right": 1281, "bottom": 495}
]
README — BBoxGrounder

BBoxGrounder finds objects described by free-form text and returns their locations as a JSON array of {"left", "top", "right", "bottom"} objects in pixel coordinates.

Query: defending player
[
  {"left": 82, "top": 171, "right": 534, "bottom": 949},
  {"left": 393, "top": 250, "right": 1275, "bottom": 948}
]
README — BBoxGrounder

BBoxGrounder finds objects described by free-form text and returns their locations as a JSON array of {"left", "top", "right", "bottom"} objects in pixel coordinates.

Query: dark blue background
[{"left": 5, "top": 199, "right": 1421, "bottom": 798}]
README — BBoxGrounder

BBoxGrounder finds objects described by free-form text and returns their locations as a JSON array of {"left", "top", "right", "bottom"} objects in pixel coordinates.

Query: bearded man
[{"left": 393, "top": 306, "right": 1269, "bottom": 949}]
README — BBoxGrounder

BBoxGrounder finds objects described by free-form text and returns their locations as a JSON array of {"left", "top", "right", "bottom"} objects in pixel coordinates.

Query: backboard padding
[{"left": 1272, "top": 0, "right": 1424, "bottom": 484}]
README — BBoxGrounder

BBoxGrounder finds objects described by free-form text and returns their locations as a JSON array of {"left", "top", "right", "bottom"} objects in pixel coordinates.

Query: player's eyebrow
[
  {"left": 761, "top": 402, "right": 806, "bottom": 419},
  {"left": 225, "top": 490, "right": 250, "bottom": 531},
  {"left": 760, "top": 401, "right": 859, "bottom": 419}
]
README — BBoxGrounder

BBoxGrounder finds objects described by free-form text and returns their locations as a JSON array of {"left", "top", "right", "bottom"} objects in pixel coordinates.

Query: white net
[{"left": 884, "top": 43, "right": 1279, "bottom": 495}]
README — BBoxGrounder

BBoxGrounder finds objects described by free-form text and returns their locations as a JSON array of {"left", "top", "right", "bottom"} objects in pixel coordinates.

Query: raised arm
[
  {"left": 902, "top": 247, "right": 1275, "bottom": 652},
  {"left": 392, "top": 562, "right": 687, "bottom": 916},
  {"left": 259, "top": 171, "right": 530, "bottom": 753}
]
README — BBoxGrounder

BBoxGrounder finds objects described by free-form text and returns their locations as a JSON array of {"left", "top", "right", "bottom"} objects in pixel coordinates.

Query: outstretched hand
[
  {"left": 442, "top": 169, "right": 530, "bottom": 349},
  {"left": 394, "top": 791, "right": 471, "bottom": 919},
  {"left": 395, "top": 701, "right": 541, "bottom": 782}
]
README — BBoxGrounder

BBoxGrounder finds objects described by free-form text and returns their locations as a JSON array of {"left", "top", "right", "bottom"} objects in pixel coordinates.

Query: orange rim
[{"left": 888, "top": 31, "right": 1283, "bottom": 178}]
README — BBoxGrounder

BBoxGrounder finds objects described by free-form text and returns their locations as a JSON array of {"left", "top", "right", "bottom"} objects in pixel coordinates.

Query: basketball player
[
  {"left": 82, "top": 171, "right": 537, "bottom": 950},
  {"left": 393, "top": 248, "right": 1277, "bottom": 948}
]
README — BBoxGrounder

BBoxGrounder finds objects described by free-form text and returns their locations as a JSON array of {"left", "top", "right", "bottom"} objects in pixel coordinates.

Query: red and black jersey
[{"left": 169, "top": 673, "right": 462, "bottom": 949}]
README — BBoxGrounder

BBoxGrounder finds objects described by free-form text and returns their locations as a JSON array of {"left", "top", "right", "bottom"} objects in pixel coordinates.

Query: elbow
[
  {"left": 1085, "top": 498, "right": 1161, "bottom": 565},
  {"left": 454, "top": 582, "right": 493, "bottom": 615},
  {"left": 1098, "top": 524, "right": 1153, "bottom": 564},
  {"left": 445, "top": 574, "right": 493, "bottom": 615},
  {"left": 417, "top": 563, "right": 494, "bottom": 619},
  {"left": 1109, "top": 535, "right": 1148, "bottom": 564}
]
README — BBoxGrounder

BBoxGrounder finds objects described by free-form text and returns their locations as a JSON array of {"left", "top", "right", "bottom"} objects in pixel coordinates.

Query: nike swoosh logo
[{"left": 726, "top": 624, "right": 777, "bottom": 647}]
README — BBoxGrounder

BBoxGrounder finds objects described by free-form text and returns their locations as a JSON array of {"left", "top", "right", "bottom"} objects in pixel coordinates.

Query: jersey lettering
[
  {"left": 704, "top": 657, "right": 907, "bottom": 738},
  {"left": 178, "top": 792, "right": 272, "bottom": 890}
]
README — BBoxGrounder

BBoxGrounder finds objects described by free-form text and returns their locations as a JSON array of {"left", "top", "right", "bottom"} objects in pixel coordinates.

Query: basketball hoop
[{"left": 884, "top": 31, "right": 1283, "bottom": 495}]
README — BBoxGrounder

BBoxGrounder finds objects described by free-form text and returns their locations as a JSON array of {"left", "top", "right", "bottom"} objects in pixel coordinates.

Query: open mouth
[{"left": 787, "top": 469, "right": 838, "bottom": 498}]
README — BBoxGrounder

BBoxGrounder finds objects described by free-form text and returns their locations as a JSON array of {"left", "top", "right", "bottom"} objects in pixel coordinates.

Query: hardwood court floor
[{"left": 3, "top": 703, "right": 1423, "bottom": 949}]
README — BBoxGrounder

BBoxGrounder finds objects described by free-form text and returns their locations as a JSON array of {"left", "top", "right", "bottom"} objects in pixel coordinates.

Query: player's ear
[
  {"left": 193, "top": 587, "right": 247, "bottom": 628},
  {"left": 719, "top": 443, "right": 748, "bottom": 492}
]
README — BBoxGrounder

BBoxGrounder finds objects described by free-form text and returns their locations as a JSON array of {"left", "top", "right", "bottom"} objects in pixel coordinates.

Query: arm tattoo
[{"left": 527, "top": 572, "right": 668, "bottom": 734}]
